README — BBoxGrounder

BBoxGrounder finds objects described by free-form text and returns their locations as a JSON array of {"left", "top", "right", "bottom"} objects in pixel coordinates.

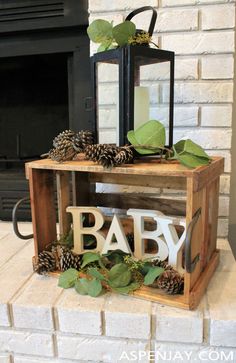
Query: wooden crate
[{"left": 26, "top": 156, "right": 224, "bottom": 310}]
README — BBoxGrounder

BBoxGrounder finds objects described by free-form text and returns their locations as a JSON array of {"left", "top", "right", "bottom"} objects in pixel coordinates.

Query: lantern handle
[{"left": 125, "top": 6, "right": 157, "bottom": 37}]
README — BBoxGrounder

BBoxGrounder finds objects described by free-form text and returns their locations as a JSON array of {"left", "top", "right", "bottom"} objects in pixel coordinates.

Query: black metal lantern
[{"left": 91, "top": 6, "right": 175, "bottom": 147}]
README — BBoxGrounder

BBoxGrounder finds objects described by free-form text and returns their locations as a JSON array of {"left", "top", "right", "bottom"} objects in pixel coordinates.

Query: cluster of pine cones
[
  {"left": 44, "top": 129, "right": 134, "bottom": 168},
  {"left": 151, "top": 259, "right": 184, "bottom": 295},
  {"left": 47, "top": 129, "right": 94, "bottom": 163},
  {"left": 85, "top": 143, "right": 133, "bottom": 168},
  {"left": 33, "top": 245, "right": 82, "bottom": 275}
]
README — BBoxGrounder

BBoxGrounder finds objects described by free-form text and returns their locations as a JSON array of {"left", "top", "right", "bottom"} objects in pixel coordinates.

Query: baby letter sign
[{"left": 67, "top": 207, "right": 186, "bottom": 272}]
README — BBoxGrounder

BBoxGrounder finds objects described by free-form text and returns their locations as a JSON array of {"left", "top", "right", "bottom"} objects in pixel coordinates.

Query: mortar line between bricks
[
  {"left": 0, "top": 324, "right": 151, "bottom": 340},
  {"left": 99, "top": 103, "right": 234, "bottom": 108},
  {"left": 7, "top": 273, "right": 35, "bottom": 328},
  {"left": 101, "top": 308, "right": 106, "bottom": 336},
  {"left": 0, "top": 239, "right": 33, "bottom": 274},
  {"left": 8, "top": 271, "right": 35, "bottom": 303},
  {"left": 150, "top": 304, "right": 156, "bottom": 341},
  {"left": 52, "top": 332, "right": 58, "bottom": 358},
  {"left": 89, "top": 3, "right": 235, "bottom": 14},
  {"left": 98, "top": 79, "right": 234, "bottom": 85},
  {"left": 204, "top": 293, "right": 211, "bottom": 344},
  {"left": 52, "top": 289, "right": 64, "bottom": 331},
  {"left": 55, "top": 331, "right": 150, "bottom": 342},
  {"left": 0, "top": 232, "right": 9, "bottom": 242},
  {"left": 198, "top": 4, "right": 202, "bottom": 30}
]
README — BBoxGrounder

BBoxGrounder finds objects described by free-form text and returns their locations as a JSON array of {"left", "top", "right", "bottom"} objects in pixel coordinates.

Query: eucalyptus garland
[
  {"left": 42, "top": 120, "right": 211, "bottom": 169},
  {"left": 57, "top": 249, "right": 184, "bottom": 297}
]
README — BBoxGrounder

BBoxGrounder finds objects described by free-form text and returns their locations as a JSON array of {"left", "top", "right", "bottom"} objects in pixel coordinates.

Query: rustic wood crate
[{"left": 26, "top": 156, "right": 224, "bottom": 310}]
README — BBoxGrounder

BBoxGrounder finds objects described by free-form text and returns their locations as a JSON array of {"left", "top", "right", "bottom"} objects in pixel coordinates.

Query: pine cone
[
  {"left": 114, "top": 147, "right": 134, "bottom": 165},
  {"left": 53, "top": 130, "right": 75, "bottom": 148},
  {"left": 71, "top": 134, "right": 83, "bottom": 153},
  {"left": 71, "top": 130, "right": 94, "bottom": 152},
  {"left": 33, "top": 251, "right": 56, "bottom": 275},
  {"left": 85, "top": 144, "right": 111, "bottom": 162},
  {"left": 60, "top": 250, "right": 82, "bottom": 271},
  {"left": 131, "top": 270, "right": 144, "bottom": 285},
  {"left": 98, "top": 147, "right": 118, "bottom": 168},
  {"left": 48, "top": 144, "right": 76, "bottom": 162},
  {"left": 157, "top": 270, "right": 184, "bottom": 295},
  {"left": 152, "top": 259, "right": 174, "bottom": 271}
]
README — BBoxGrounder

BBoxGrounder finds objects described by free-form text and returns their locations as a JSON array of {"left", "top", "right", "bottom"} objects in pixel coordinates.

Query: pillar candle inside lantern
[{"left": 134, "top": 86, "right": 150, "bottom": 129}]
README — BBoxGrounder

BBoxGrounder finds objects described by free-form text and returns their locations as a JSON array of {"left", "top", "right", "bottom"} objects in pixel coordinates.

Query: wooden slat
[
  {"left": 90, "top": 193, "right": 186, "bottom": 216},
  {"left": 56, "top": 171, "right": 71, "bottom": 237},
  {"left": 133, "top": 286, "right": 189, "bottom": 310},
  {"left": 24, "top": 159, "right": 207, "bottom": 177},
  {"left": 28, "top": 169, "right": 57, "bottom": 256},
  {"left": 207, "top": 177, "right": 220, "bottom": 263},
  {"left": 195, "top": 157, "right": 224, "bottom": 191},
  {"left": 189, "top": 250, "right": 220, "bottom": 310},
  {"left": 184, "top": 178, "right": 206, "bottom": 300},
  {"left": 90, "top": 173, "right": 186, "bottom": 190}
]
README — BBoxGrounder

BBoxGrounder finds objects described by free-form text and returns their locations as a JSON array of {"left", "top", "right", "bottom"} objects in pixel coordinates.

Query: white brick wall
[
  {"left": 89, "top": 0, "right": 235, "bottom": 237},
  {"left": 201, "top": 4, "right": 235, "bottom": 30},
  {"left": 57, "top": 335, "right": 150, "bottom": 362},
  {"left": 162, "top": 32, "right": 235, "bottom": 55},
  {"left": 201, "top": 56, "right": 234, "bottom": 79}
]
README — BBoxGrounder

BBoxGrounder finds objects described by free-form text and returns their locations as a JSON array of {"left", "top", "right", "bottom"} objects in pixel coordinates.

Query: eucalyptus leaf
[
  {"left": 81, "top": 252, "right": 101, "bottom": 269},
  {"left": 176, "top": 153, "right": 210, "bottom": 168},
  {"left": 112, "top": 21, "right": 136, "bottom": 46},
  {"left": 140, "top": 261, "right": 153, "bottom": 275},
  {"left": 173, "top": 139, "right": 211, "bottom": 168},
  {"left": 127, "top": 120, "right": 166, "bottom": 155},
  {"left": 97, "top": 40, "right": 113, "bottom": 52},
  {"left": 87, "top": 19, "right": 113, "bottom": 43},
  {"left": 112, "top": 282, "right": 140, "bottom": 294},
  {"left": 104, "top": 249, "right": 129, "bottom": 264},
  {"left": 58, "top": 268, "right": 78, "bottom": 289},
  {"left": 87, "top": 268, "right": 106, "bottom": 281},
  {"left": 174, "top": 139, "right": 211, "bottom": 160},
  {"left": 87, "top": 278, "right": 103, "bottom": 297},
  {"left": 75, "top": 278, "right": 89, "bottom": 295},
  {"left": 108, "top": 263, "right": 131, "bottom": 288},
  {"left": 143, "top": 267, "right": 164, "bottom": 286}
]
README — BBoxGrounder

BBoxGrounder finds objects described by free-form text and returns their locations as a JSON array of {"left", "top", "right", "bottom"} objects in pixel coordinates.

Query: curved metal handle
[
  {"left": 12, "top": 197, "right": 34, "bottom": 240},
  {"left": 185, "top": 208, "right": 201, "bottom": 273},
  {"left": 125, "top": 6, "right": 157, "bottom": 36}
]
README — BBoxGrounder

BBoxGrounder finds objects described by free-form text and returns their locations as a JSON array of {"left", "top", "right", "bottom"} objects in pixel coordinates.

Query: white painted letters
[
  {"left": 66, "top": 206, "right": 105, "bottom": 254},
  {"left": 66, "top": 206, "right": 187, "bottom": 272}
]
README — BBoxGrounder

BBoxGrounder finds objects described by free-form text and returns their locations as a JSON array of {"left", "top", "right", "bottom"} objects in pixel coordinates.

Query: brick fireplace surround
[
  {"left": 0, "top": 0, "right": 236, "bottom": 362},
  {"left": 0, "top": 223, "right": 235, "bottom": 362}
]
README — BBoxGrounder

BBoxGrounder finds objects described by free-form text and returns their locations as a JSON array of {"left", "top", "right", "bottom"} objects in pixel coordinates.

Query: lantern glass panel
[
  {"left": 96, "top": 61, "right": 119, "bottom": 145},
  {"left": 135, "top": 61, "right": 171, "bottom": 132}
]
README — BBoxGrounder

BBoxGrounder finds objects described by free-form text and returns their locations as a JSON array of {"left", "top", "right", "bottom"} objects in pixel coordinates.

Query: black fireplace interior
[
  {"left": 0, "top": 0, "right": 91, "bottom": 220},
  {"left": 0, "top": 53, "right": 69, "bottom": 164}
]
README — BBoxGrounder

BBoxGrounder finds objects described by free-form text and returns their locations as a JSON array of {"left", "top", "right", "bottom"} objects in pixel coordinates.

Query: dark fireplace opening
[
  {"left": 0, "top": 53, "right": 69, "bottom": 168},
  {"left": 0, "top": 53, "right": 73, "bottom": 220},
  {"left": 0, "top": 0, "right": 91, "bottom": 221}
]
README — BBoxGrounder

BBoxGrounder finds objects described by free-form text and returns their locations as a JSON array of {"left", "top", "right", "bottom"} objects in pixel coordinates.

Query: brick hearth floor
[{"left": 0, "top": 221, "right": 235, "bottom": 363}]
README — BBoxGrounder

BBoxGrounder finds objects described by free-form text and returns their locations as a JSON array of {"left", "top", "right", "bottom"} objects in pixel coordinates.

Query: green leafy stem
[
  {"left": 58, "top": 250, "right": 165, "bottom": 298},
  {"left": 127, "top": 120, "right": 211, "bottom": 169},
  {"left": 87, "top": 19, "right": 137, "bottom": 52}
]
